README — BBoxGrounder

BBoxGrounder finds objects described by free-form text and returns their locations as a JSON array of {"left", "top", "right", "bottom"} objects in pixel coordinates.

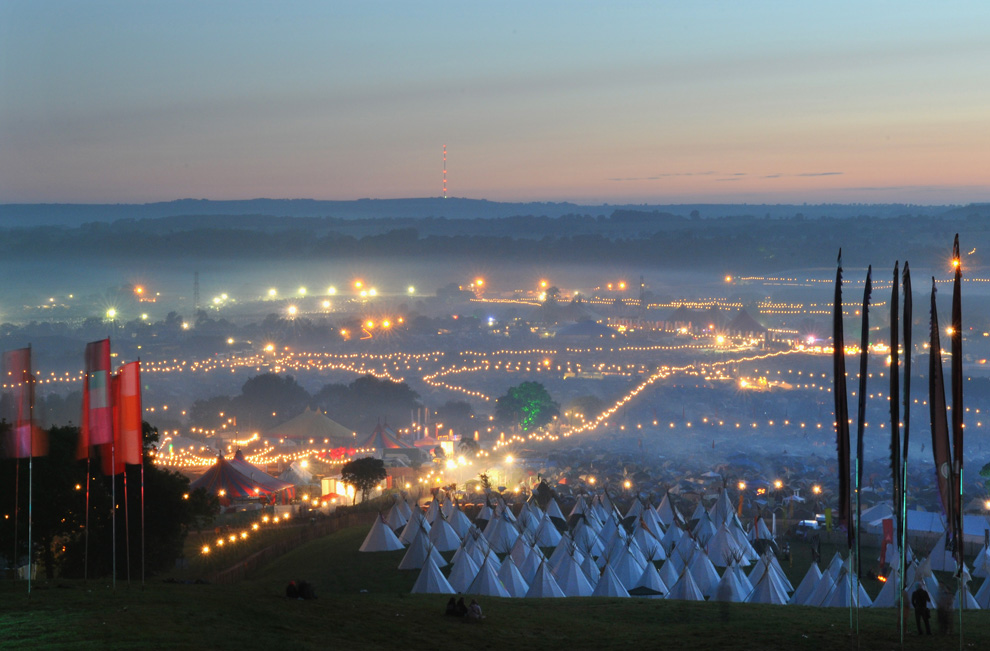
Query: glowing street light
[
  {"left": 328, "top": 286, "right": 337, "bottom": 295},
  {"left": 287, "top": 305, "right": 297, "bottom": 316},
  {"left": 408, "top": 286, "right": 416, "bottom": 294},
  {"left": 107, "top": 308, "right": 117, "bottom": 319},
  {"left": 268, "top": 288, "right": 277, "bottom": 297}
]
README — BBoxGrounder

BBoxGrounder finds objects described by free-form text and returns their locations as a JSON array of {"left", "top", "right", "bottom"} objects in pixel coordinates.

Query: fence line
[{"left": 210, "top": 511, "right": 376, "bottom": 584}]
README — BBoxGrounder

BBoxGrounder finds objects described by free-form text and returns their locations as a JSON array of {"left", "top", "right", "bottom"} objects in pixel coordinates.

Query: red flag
[
  {"left": 117, "top": 361, "right": 143, "bottom": 466},
  {"left": 77, "top": 371, "right": 91, "bottom": 460},
  {"left": 880, "top": 518, "right": 894, "bottom": 566},
  {"left": 83, "top": 339, "right": 113, "bottom": 446},
  {"left": 100, "top": 373, "right": 125, "bottom": 476},
  {"left": 2, "top": 348, "right": 47, "bottom": 458}
]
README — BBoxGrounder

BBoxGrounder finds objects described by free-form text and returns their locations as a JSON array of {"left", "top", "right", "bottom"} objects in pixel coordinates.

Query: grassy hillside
[{"left": 1, "top": 524, "right": 986, "bottom": 650}]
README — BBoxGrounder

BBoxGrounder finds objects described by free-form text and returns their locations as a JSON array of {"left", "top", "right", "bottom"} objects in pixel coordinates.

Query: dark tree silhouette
[
  {"left": 340, "top": 457, "right": 387, "bottom": 505},
  {"left": 495, "top": 381, "right": 558, "bottom": 432}
]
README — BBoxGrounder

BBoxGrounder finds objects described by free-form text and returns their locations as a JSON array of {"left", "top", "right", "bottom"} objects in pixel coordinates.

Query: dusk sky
[{"left": 2, "top": 2, "right": 989, "bottom": 205}]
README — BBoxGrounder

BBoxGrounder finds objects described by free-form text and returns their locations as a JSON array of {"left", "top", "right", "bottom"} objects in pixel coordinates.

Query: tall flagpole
[
  {"left": 124, "top": 464, "right": 130, "bottom": 585},
  {"left": 141, "top": 456, "right": 146, "bottom": 587},
  {"left": 27, "top": 344, "right": 34, "bottom": 595},
  {"left": 832, "top": 250, "right": 853, "bottom": 630},
  {"left": 900, "top": 261, "right": 912, "bottom": 650},
  {"left": 889, "top": 262, "right": 903, "bottom": 647},
  {"left": 27, "top": 448, "right": 32, "bottom": 594},
  {"left": 12, "top": 458, "right": 19, "bottom": 583},
  {"left": 111, "top": 436, "right": 116, "bottom": 590},
  {"left": 950, "top": 237, "right": 964, "bottom": 647},
  {"left": 854, "top": 266, "right": 872, "bottom": 633},
  {"left": 84, "top": 456, "right": 90, "bottom": 582}
]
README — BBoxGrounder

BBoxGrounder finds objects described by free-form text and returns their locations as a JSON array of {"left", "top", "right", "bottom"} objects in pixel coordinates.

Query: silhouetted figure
[
  {"left": 445, "top": 597, "right": 458, "bottom": 616},
  {"left": 467, "top": 599, "right": 483, "bottom": 622},
  {"left": 936, "top": 585, "right": 953, "bottom": 635},
  {"left": 297, "top": 580, "right": 317, "bottom": 600},
  {"left": 911, "top": 584, "right": 931, "bottom": 635},
  {"left": 285, "top": 581, "right": 299, "bottom": 599},
  {"left": 455, "top": 597, "right": 468, "bottom": 617}
]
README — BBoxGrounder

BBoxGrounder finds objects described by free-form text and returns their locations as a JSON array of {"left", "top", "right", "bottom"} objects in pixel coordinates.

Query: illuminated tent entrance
[{"left": 190, "top": 449, "right": 296, "bottom": 505}]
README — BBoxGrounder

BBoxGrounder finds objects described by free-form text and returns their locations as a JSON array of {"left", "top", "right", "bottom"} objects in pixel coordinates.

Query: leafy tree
[
  {"left": 234, "top": 373, "right": 310, "bottom": 430},
  {"left": 457, "top": 437, "right": 479, "bottom": 455},
  {"left": 564, "top": 395, "right": 605, "bottom": 424},
  {"left": 340, "top": 457, "right": 387, "bottom": 505},
  {"left": 314, "top": 375, "right": 420, "bottom": 433},
  {"left": 981, "top": 462, "right": 990, "bottom": 492},
  {"left": 435, "top": 400, "right": 474, "bottom": 435},
  {"left": 188, "top": 395, "right": 236, "bottom": 431},
  {"left": 0, "top": 422, "right": 204, "bottom": 579},
  {"left": 495, "top": 381, "right": 558, "bottom": 432}
]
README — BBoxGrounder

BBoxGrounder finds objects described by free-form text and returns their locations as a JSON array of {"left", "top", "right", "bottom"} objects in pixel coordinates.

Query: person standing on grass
[{"left": 911, "top": 583, "right": 932, "bottom": 635}]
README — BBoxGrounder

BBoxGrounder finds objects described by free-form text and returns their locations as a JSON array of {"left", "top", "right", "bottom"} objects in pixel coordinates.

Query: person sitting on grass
[
  {"left": 467, "top": 599, "right": 483, "bottom": 622},
  {"left": 444, "top": 597, "right": 458, "bottom": 616}
]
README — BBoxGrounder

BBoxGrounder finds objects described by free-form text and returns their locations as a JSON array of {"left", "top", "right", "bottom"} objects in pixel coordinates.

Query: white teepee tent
[
  {"left": 410, "top": 555, "right": 455, "bottom": 594},
  {"left": 591, "top": 563, "right": 630, "bottom": 598},
  {"left": 360, "top": 514, "right": 405, "bottom": 552},
  {"left": 526, "top": 559, "right": 567, "bottom": 598},
  {"left": 497, "top": 556, "right": 531, "bottom": 598}
]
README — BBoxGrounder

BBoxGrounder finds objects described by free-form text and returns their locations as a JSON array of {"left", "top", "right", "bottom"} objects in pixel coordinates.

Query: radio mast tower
[{"left": 443, "top": 144, "right": 447, "bottom": 199}]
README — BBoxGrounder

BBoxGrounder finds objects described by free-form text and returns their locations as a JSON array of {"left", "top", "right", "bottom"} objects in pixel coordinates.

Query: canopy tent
[
  {"left": 279, "top": 459, "right": 314, "bottom": 486},
  {"left": 357, "top": 421, "right": 416, "bottom": 452},
  {"left": 266, "top": 407, "right": 357, "bottom": 447},
  {"left": 190, "top": 450, "right": 296, "bottom": 504}
]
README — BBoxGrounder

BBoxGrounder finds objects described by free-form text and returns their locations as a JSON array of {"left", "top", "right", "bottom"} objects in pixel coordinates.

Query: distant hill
[{"left": 0, "top": 197, "right": 956, "bottom": 227}]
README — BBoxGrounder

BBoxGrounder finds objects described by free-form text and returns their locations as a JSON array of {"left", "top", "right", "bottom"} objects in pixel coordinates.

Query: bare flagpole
[
  {"left": 124, "top": 463, "right": 130, "bottom": 585},
  {"left": 12, "top": 458, "right": 19, "bottom": 583},
  {"left": 900, "top": 262, "right": 913, "bottom": 648},
  {"left": 854, "top": 266, "right": 872, "bottom": 634},
  {"left": 27, "top": 344, "right": 34, "bottom": 595},
  {"left": 141, "top": 453, "right": 145, "bottom": 587},
  {"left": 84, "top": 455, "right": 90, "bottom": 582}
]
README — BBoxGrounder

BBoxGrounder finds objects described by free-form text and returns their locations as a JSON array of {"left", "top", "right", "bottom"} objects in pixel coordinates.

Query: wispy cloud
[
  {"left": 763, "top": 171, "right": 843, "bottom": 179},
  {"left": 611, "top": 170, "right": 843, "bottom": 182},
  {"left": 609, "top": 171, "right": 734, "bottom": 182}
]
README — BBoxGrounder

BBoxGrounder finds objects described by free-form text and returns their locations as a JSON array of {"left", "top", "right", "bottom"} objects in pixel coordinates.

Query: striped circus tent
[{"left": 190, "top": 450, "right": 295, "bottom": 503}]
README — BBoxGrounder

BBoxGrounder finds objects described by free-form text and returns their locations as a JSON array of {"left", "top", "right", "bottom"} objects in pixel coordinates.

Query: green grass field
[{"left": 2, "top": 524, "right": 987, "bottom": 650}]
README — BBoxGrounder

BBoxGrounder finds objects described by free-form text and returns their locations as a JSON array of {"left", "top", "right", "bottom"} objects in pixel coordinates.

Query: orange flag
[
  {"left": 117, "top": 361, "right": 143, "bottom": 466},
  {"left": 2, "top": 347, "right": 47, "bottom": 458}
]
